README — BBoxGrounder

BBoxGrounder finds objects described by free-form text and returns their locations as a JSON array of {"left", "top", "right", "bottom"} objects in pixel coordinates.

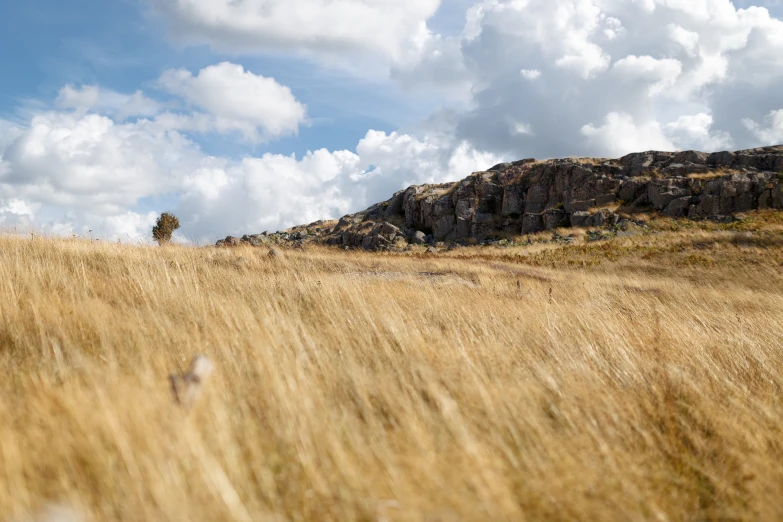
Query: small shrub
[{"left": 152, "top": 212, "right": 180, "bottom": 245}]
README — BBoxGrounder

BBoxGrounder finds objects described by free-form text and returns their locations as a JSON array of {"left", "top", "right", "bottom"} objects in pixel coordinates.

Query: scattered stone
[
  {"left": 169, "top": 355, "right": 214, "bottom": 412},
  {"left": 215, "top": 236, "right": 242, "bottom": 247},
  {"left": 241, "top": 234, "right": 267, "bottom": 246},
  {"left": 570, "top": 211, "right": 592, "bottom": 228},
  {"left": 410, "top": 230, "right": 427, "bottom": 245},
  {"left": 489, "top": 162, "right": 513, "bottom": 172},
  {"left": 268, "top": 248, "right": 280, "bottom": 258},
  {"left": 586, "top": 230, "right": 613, "bottom": 242},
  {"left": 551, "top": 233, "right": 575, "bottom": 244}
]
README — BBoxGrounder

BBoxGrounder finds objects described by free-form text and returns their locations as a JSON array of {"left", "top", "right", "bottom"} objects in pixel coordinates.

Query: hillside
[
  {"left": 218, "top": 145, "right": 783, "bottom": 251},
  {"left": 2, "top": 210, "right": 783, "bottom": 521}
]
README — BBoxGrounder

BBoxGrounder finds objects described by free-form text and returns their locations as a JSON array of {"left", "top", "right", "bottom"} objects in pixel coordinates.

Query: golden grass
[
  {"left": 2, "top": 214, "right": 783, "bottom": 521},
  {"left": 583, "top": 201, "right": 623, "bottom": 214},
  {"left": 569, "top": 157, "right": 610, "bottom": 165},
  {"left": 686, "top": 168, "right": 740, "bottom": 181}
]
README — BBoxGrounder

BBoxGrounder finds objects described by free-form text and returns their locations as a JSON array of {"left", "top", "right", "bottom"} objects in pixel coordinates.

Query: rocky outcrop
[
  {"left": 219, "top": 145, "right": 783, "bottom": 250},
  {"left": 215, "top": 221, "right": 333, "bottom": 248},
  {"left": 332, "top": 221, "right": 408, "bottom": 250}
]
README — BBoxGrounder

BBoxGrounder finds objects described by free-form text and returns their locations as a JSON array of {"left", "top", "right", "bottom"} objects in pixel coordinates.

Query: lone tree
[{"left": 152, "top": 212, "right": 180, "bottom": 245}]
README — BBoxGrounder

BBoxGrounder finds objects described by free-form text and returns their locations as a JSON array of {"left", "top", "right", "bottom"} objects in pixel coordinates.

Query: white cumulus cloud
[
  {"left": 56, "top": 85, "right": 161, "bottom": 121},
  {"left": 743, "top": 109, "right": 783, "bottom": 145},
  {"left": 158, "top": 62, "right": 307, "bottom": 142},
  {"left": 393, "top": 0, "right": 783, "bottom": 159},
  {"left": 0, "top": 95, "right": 499, "bottom": 243},
  {"left": 664, "top": 113, "right": 734, "bottom": 151},
  {"left": 612, "top": 55, "right": 683, "bottom": 95},
  {"left": 149, "top": 0, "right": 441, "bottom": 62},
  {"left": 581, "top": 112, "right": 674, "bottom": 157},
  {"left": 520, "top": 69, "right": 542, "bottom": 80}
]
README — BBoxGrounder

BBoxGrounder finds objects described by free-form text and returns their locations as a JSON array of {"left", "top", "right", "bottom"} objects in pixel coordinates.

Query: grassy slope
[{"left": 2, "top": 212, "right": 783, "bottom": 521}]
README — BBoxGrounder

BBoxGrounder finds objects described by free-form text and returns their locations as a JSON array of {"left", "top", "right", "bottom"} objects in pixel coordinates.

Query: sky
[{"left": 1, "top": 0, "right": 783, "bottom": 243}]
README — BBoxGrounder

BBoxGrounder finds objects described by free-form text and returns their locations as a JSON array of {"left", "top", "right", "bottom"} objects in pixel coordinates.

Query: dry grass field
[{"left": 2, "top": 212, "right": 783, "bottom": 521}]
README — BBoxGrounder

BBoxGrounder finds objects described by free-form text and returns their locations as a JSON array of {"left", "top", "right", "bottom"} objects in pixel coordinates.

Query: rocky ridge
[{"left": 216, "top": 145, "right": 783, "bottom": 250}]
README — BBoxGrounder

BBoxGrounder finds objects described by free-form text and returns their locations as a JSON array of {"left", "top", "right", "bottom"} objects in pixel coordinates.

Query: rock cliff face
[{"left": 218, "top": 145, "right": 783, "bottom": 250}]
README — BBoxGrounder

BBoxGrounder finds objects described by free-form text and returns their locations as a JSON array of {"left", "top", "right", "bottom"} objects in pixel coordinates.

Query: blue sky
[
  {"left": 1, "top": 0, "right": 783, "bottom": 242},
  {"left": 0, "top": 0, "right": 444, "bottom": 156}
]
